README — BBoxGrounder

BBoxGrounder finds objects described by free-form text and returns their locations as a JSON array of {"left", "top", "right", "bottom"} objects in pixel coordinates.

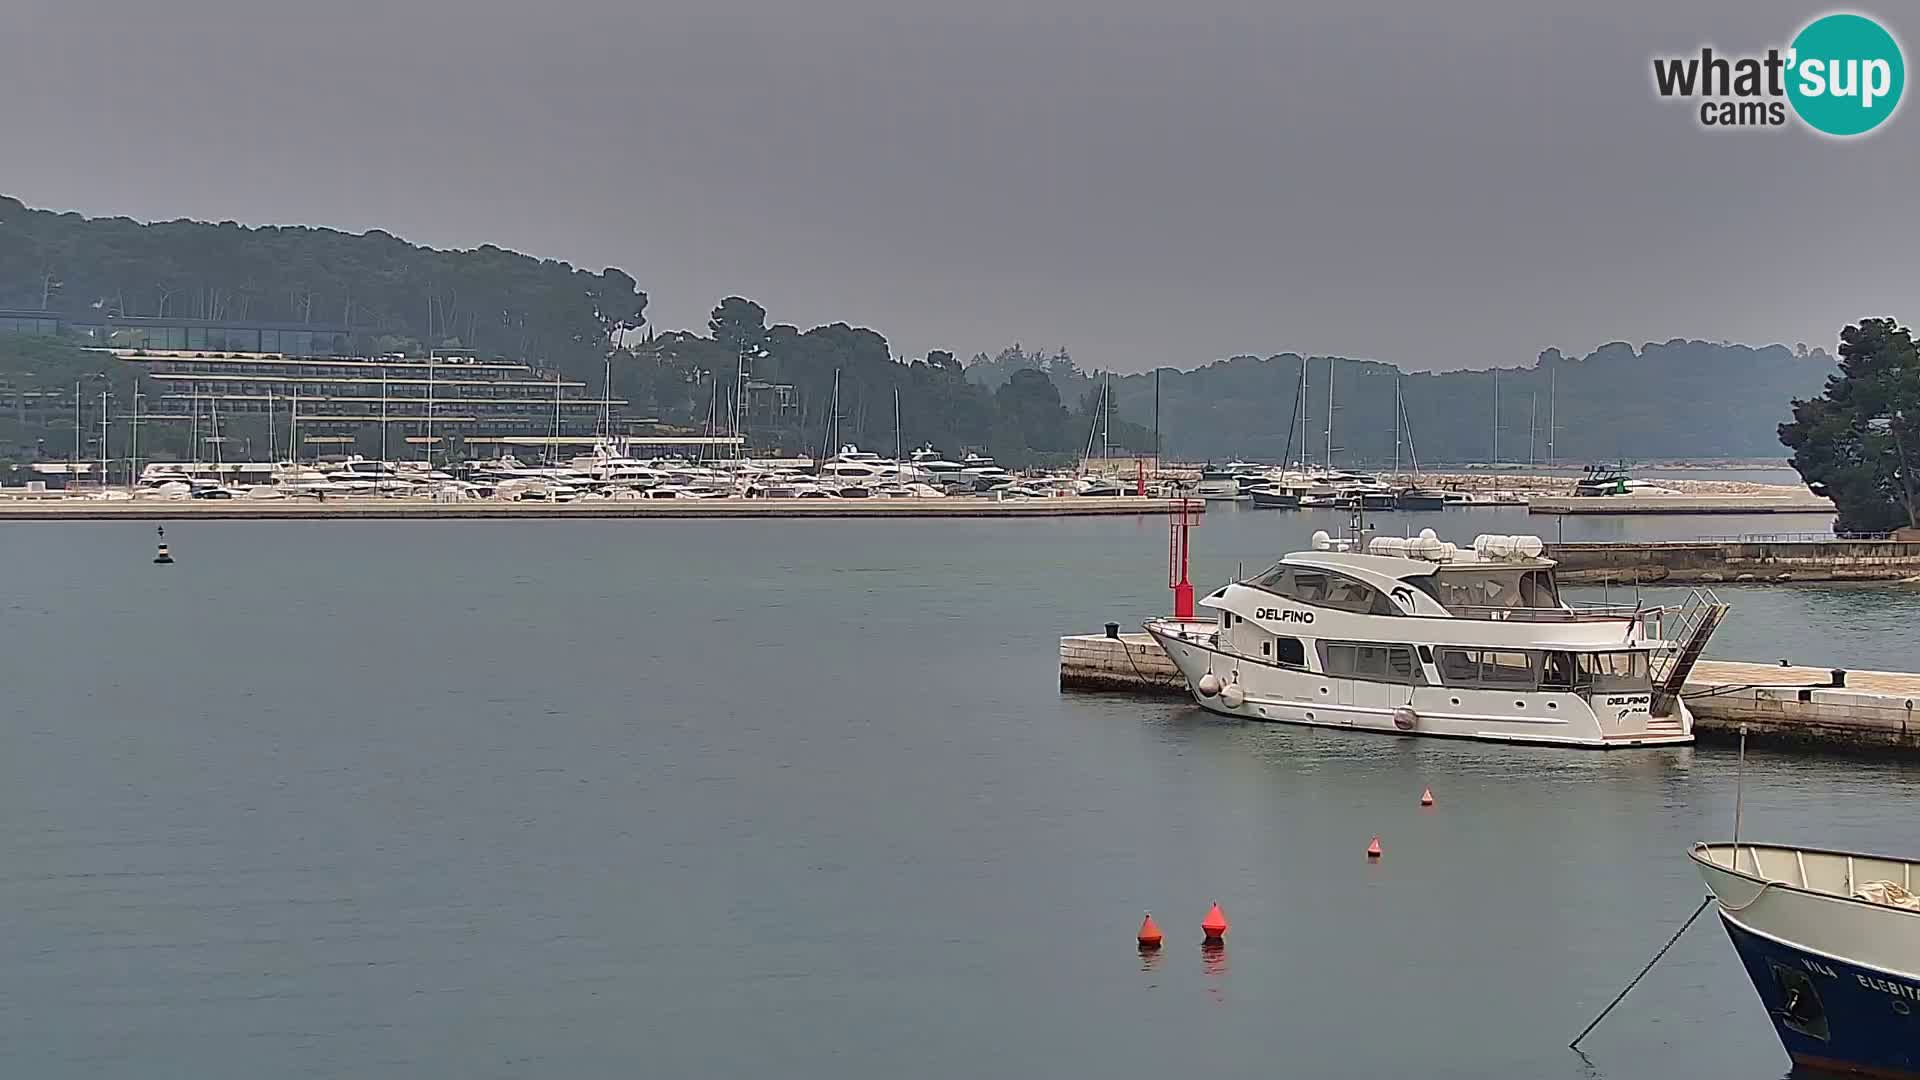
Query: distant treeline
[
  {"left": 0, "top": 195, "right": 645, "bottom": 383},
  {"left": 1010, "top": 341, "right": 1833, "bottom": 465},
  {"left": 0, "top": 196, "right": 1835, "bottom": 465}
]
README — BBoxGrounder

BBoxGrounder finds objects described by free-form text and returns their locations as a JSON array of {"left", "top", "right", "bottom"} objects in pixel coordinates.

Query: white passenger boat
[
  {"left": 1692, "top": 841, "right": 1920, "bottom": 1077},
  {"left": 1144, "top": 529, "right": 1728, "bottom": 747}
]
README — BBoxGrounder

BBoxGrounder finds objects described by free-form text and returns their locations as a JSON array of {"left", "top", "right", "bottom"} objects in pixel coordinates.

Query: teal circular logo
[{"left": 1787, "top": 13, "right": 1905, "bottom": 136}]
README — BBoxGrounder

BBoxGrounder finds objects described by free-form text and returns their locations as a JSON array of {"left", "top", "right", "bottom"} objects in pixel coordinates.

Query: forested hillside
[
  {"left": 0, "top": 196, "right": 645, "bottom": 381},
  {"left": 1, "top": 197, "right": 1831, "bottom": 465},
  {"left": 1051, "top": 341, "right": 1830, "bottom": 464}
]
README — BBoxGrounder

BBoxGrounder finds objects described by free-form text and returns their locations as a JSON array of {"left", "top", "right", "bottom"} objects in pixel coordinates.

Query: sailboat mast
[
  {"left": 1400, "top": 388, "right": 1424, "bottom": 478},
  {"left": 550, "top": 372, "right": 563, "bottom": 465},
  {"left": 1529, "top": 391, "right": 1538, "bottom": 465},
  {"left": 1547, "top": 366, "right": 1557, "bottom": 466},
  {"left": 130, "top": 379, "right": 140, "bottom": 486},
  {"left": 1492, "top": 369, "right": 1501, "bottom": 464},
  {"left": 602, "top": 349, "right": 615, "bottom": 443},
  {"left": 1298, "top": 360, "right": 1308, "bottom": 470},
  {"left": 1324, "top": 357, "right": 1336, "bottom": 471},
  {"left": 1152, "top": 369, "right": 1160, "bottom": 467},
  {"left": 1101, "top": 375, "right": 1110, "bottom": 462},
  {"left": 1392, "top": 377, "right": 1402, "bottom": 481},
  {"left": 733, "top": 343, "right": 747, "bottom": 465},
  {"left": 424, "top": 353, "right": 434, "bottom": 468}
]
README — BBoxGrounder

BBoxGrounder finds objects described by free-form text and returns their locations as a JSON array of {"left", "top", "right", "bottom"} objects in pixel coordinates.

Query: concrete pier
[
  {"left": 1061, "top": 632, "right": 1920, "bottom": 752},
  {"left": 1546, "top": 539, "right": 1920, "bottom": 584},
  {"left": 0, "top": 495, "right": 1203, "bottom": 522}
]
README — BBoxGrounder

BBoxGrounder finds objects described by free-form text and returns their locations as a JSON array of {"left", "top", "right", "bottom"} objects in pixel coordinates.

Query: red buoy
[
  {"left": 1366, "top": 835, "right": 1383, "bottom": 859},
  {"left": 1200, "top": 902, "right": 1229, "bottom": 941},
  {"left": 1137, "top": 912, "right": 1163, "bottom": 949},
  {"left": 1420, "top": 787, "right": 1434, "bottom": 807}
]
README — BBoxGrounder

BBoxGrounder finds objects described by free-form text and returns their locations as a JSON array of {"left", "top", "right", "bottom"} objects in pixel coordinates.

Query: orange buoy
[
  {"left": 1137, "top": 912, "right": 1163, "bottom": 949},
  {"left": 1366, "top": 835, "right": 1383, "bottom": 859},
  {"left": 1420, "top": 787, "right": 1435, "bottom": 807},
  {"left": 1200, "top": 902, "right": 1229, "bottom": 941}
]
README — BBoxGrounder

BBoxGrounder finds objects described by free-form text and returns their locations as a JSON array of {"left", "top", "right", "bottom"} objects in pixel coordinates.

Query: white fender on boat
[
  {"left": 1392, "top": 706, "right": 1418, "bottom": 731},
  {"left": 1219, "top": 682, "right": 1245, "bottom": 708},
  {"left": 1197, "top": 672, "right": 1222, "bottom": 697}
]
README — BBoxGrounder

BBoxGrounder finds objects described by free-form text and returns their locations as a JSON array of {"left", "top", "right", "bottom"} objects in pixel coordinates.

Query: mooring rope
[
  {"left": 1568, "top": 895, "right": 1714, "bottom": 1050},
  {"left": 1120, "top": 635, "right": 1183, "bottom": 689}
]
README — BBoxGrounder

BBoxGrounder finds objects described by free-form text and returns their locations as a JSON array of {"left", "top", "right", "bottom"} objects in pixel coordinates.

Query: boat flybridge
[{"left": 1144, "top": 529, "right": 1730, "bottom": 747}]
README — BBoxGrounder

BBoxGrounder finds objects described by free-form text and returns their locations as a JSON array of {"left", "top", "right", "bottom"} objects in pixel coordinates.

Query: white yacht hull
[
  {"left": 1145, "top": 620, "right": 1693, "bottom": 748},
  {"left": 1195, "top": 481, "right": 1245, "bottom": 500}
]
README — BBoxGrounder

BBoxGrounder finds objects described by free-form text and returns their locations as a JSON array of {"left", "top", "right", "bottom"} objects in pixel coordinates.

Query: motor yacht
[{"left": 1145, "top": 529, "right": 1728, "bottom": 747}]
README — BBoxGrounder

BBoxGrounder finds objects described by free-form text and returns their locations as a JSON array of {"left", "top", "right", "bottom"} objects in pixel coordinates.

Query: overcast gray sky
[{"left": 5, "top": 0, "right": 1914, "bottom": 371}]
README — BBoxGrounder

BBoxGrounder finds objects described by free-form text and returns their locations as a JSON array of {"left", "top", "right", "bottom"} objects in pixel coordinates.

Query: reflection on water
[
  {"left": 1200, "top": 940, "right": 1228, "bottom": 1005},
  {"left": 1138, "top": 945, "right": 1165, "bottom": 976}
]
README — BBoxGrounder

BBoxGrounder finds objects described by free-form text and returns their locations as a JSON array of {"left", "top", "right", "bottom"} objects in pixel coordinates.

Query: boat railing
[{"left": 1444, "top": 602, "right": 1648, "bottom": 623}]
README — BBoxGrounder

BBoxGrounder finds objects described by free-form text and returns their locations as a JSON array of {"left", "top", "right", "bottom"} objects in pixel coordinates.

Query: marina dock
[
  {"left": 0, "top": 495, "right": 1204, "bottom": 521},
  {"left": 1060, "top": 632, "right": 1920, "bottom": 752}
]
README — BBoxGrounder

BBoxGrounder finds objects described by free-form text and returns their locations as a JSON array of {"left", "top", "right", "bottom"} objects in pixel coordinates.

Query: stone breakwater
[{"left": 1546, "top": 541, "right": 1920, "bottom": 584}]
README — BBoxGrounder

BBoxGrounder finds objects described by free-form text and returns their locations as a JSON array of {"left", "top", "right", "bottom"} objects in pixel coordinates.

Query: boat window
[
  {"left": 1523, "top": 570, "right": 1561, "bottom": 609},
  {"left": 1321, "top": 642, "right": 1422, "bottom": 683},
  {"left": 1578, "top": 652, "right": 1649, "bottom": 692},
  {"left": 1541, "top": 651, "right": 1579, "bottom": 689},
  {"left": 1324, "top": 644, "right": 1356, "bottom": 675},
  {"left": 1439, "top": 649, "right": 1480, "bottom": 683},
  {"left": 1275, "top": 637, "right": 1306, "bottom": 667},
  {"left": 1253, "top": 565, "right": 1396, "bottom": 614},
  {"left": 1324, "top": 577, "right": 1398, "bottom": 615},
  {"left": 1436, "top": 648, "right": 1542, "bottom": 689},
  {"left": 1481, "top": 651, "right": 1536, "bottom": 685},
  {"left": 1289, "top": 572, "right": 1329, "bottom": 604},
  {"left": 1386, "top": 647, "right": 1416, "bottom": 681},
  {"left": 1430, "top": 568, "right": 1560, "bottom": 611},
  {"left": 1251, "top": 564, "right": 1291, "bottom": 592},
  {"left": 1408, "top": 576, "right": 1444, "bottom": 605}
]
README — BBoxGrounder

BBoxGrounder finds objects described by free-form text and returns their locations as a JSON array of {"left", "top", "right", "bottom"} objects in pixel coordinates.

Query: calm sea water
[{"left": 2, "top": 508, "right": 1917, "bottom": 1079}]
